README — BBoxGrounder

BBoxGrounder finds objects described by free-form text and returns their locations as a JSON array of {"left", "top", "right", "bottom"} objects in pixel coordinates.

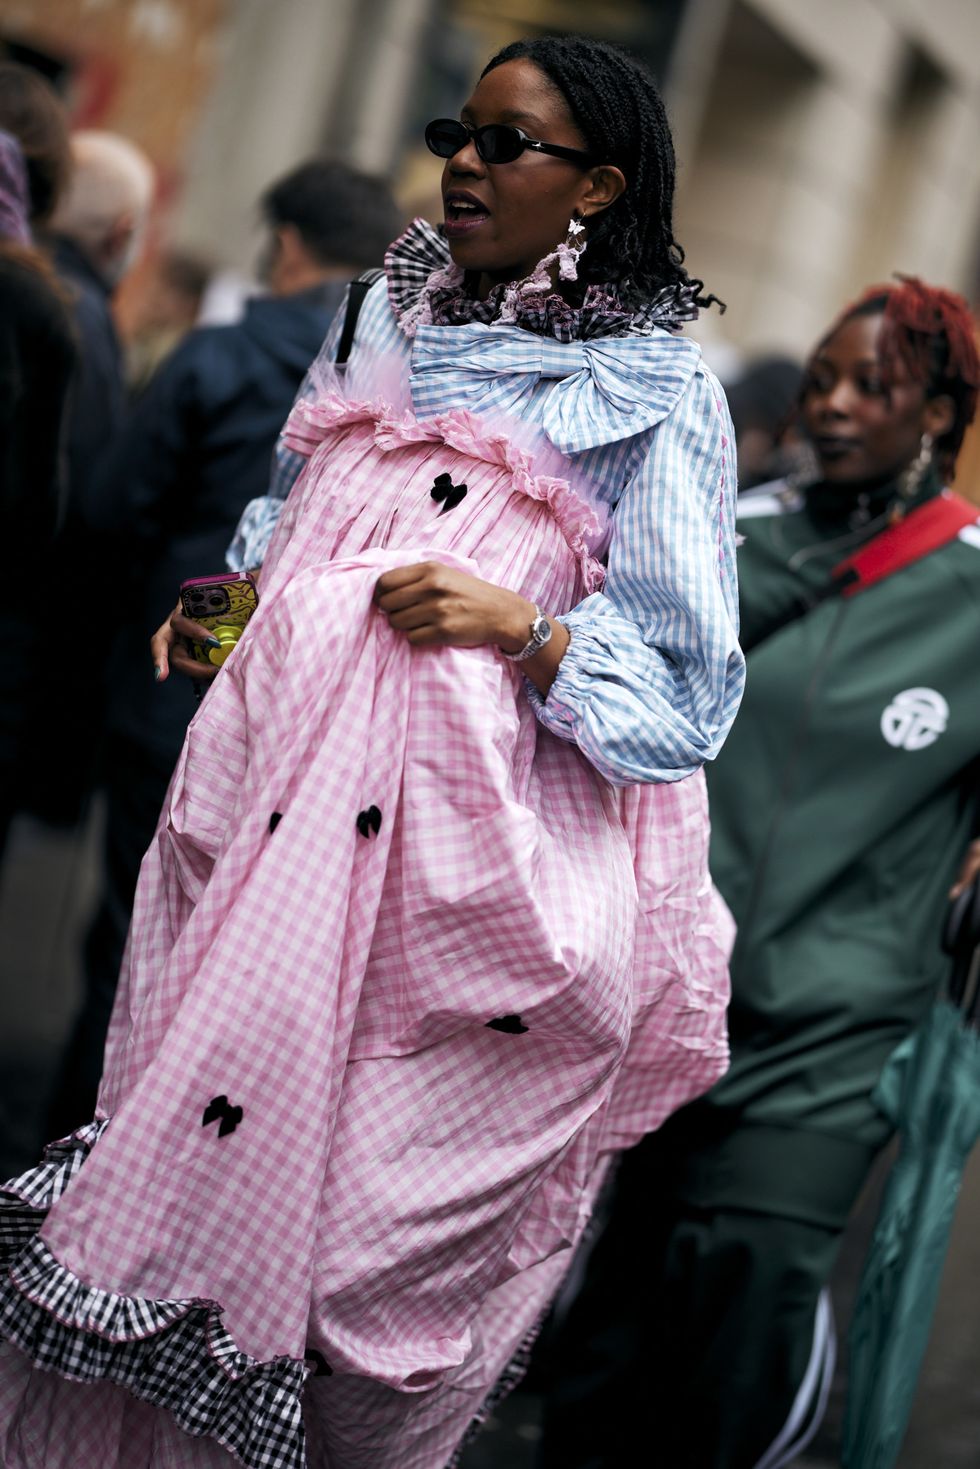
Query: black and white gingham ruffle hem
[
  {"left": 0, "top": 1120, "right": 107, "bottom": 1256},
  {"left": 0, "top": 1125, "right": 309, "bottom": 1469}
]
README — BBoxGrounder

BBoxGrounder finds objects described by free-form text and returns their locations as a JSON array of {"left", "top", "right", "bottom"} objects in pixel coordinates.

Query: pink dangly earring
[
  {"left": 554, "top": 215, "right": 587, "bottom": 282},
  {"left": 498, "top": 214, "right": 590, "bottom": 322}
]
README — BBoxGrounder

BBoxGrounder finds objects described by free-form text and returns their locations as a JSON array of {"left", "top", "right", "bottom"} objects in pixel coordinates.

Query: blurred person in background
[
  {"left": 124, "top": 246, "right": 213, "bottom": 396},
  {"left": 540, "top": 277, "right": 980, "bottom": 1469},
  {"left": 46, "top": 129, "right": 155, "bottom": 504},
  {"left": 18, "top": 128, "right": 155, "bottom": 832},
  {"left": 0, "top": 63, "right": 75, "bottom": 859},
  {"left": 44, "top": 159, "right": 403, "bottom": 1137},
  {"left": 0, "top": 36, "right": 741, "bottom": 1469},
  {"left": 724, "top": 353, "right": 804, "bottom": 490}
]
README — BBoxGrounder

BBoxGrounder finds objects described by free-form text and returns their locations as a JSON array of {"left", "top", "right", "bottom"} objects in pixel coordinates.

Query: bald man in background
[{"left": 47, "top": 130, "right": 154, "bottom": 507}]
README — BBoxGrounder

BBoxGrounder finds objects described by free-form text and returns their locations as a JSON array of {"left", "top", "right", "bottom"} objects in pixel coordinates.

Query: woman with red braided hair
[{"left": 542, "top": 278, "right": 980, "bottom": 1469}]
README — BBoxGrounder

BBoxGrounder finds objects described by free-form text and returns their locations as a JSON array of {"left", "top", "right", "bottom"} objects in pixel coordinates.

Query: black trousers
[
  {"left": 537, "top": 1108, "right": 875, "bottom": 1469},
  {"left": 0, "top": 609, "right": 41, "bottom": 863},
  {"left": 44, "top": 735, "right": 177, "bottom": 1139}
]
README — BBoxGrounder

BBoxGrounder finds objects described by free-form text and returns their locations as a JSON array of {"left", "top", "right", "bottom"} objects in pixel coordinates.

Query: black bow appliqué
[
  {"left": 356, "top": 805, "right": 382, "bottom": 838},
  {"left": 269, "top": 811, "right": 282, "bottom": 833},
  {"left": 202, "top": 1094, "right": 244, "bottom": 1137},
  {"left": 486, "top": 1014, "right": 529, "bottom": 1034},
  {"left": 430, "top": 472, "right": 467, "bottom": 514}
]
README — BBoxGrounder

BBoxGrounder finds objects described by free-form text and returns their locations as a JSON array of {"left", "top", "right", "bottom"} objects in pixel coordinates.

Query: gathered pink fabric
[{"left": 0, "top": 398, "right": 729, "bottom": 1468}]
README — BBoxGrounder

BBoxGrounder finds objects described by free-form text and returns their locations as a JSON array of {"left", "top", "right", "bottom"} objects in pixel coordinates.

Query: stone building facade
[{"left": 4, "top": 0, "right": 978, "bottom": 359}]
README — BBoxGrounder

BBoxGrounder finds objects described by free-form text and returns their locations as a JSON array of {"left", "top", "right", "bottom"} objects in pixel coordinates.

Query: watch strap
[{"left": 503, "top": 607, "right": 552, "bottom": 663}]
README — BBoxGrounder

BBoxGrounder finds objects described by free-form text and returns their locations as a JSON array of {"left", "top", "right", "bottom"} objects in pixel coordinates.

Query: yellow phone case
[{"left": 179, "top": 574, "right": 259, "bottom": 667}]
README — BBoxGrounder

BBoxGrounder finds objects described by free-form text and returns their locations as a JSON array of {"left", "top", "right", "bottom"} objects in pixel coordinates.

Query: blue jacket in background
[{"left": 95, "top": 281, "right": 344, "bottom": 760}]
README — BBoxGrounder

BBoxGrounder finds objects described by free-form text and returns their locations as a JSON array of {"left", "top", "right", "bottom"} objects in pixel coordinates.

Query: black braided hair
[{"left": 482, "top": 36, "right": 721, "bottom": 313}]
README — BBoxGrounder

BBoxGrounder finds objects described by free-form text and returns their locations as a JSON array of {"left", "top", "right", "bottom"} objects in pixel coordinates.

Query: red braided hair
[{"left": 825, "top": 275, "right": 980, "bottom": 475}]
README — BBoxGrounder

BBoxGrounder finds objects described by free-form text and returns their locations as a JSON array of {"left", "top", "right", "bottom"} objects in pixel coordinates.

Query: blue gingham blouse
[{"left": 228, "top": 279, "right": 744, "bottom": 786}]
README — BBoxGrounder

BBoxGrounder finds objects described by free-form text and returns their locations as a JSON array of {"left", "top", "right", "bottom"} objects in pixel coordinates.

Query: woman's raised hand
[{"left": 151, "top": 603, "right": 221, "bottom": 683}]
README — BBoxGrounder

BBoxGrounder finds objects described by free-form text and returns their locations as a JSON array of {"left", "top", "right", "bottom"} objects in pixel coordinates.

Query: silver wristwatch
[{"left": 503, "top": 607, "right": 553, "bottom": 663}]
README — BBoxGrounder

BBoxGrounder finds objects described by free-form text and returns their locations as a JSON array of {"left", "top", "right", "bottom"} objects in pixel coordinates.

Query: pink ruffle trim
[{"left": 284, "top": 392, "right": 607, "bottom": 592}]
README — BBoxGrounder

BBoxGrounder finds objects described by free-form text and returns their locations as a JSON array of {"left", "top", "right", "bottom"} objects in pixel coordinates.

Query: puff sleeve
[{"left": 527, "top": 366, "right": 744, "bottom": 784}]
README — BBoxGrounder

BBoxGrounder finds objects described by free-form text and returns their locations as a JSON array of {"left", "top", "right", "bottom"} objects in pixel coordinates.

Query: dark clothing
[
  {"left": 98, "top": 282, "right": 343, "bottom": 758},
  {"left": 540, "top": 476, "right": 980, "bottom": 1468},
  {"left": 18, "top": 236, "right": 126, "bottom": 827},
  {"left": 46, "top": 282, "right": 341, "bottom": 1132},
  {"left": 708, "top": 477, "right": 980, "bottom": 1148},
  {"left": 47, "top": 234, "right": 125, "bottom": 510},
  {"left": 0, "top": 250, "right": 76, "bottom": 852},
  {"left": 0, "top": 249, "right": 75, "bottom": 534},
  {"left": 44, "top": 735, "right": 175, "bottom": 1142},
  {"left": 540, "top": 1116, "right": 845, "bottom": 1469}
]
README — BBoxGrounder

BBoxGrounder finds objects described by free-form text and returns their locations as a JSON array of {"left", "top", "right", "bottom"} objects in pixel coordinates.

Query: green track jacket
[{"left": 705, "top": 480, "right": 980, "bottom": 1150}]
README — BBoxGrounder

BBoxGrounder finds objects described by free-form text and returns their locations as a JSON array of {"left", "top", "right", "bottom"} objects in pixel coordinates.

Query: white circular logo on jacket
[{"left": 880, "top": 688, "right": 949, "bottom": 750}]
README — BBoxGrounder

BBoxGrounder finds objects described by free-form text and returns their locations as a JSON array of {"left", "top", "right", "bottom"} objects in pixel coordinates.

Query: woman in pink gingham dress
[{"left": 0, "top": 36, "right": 743, "bottom": 1469}]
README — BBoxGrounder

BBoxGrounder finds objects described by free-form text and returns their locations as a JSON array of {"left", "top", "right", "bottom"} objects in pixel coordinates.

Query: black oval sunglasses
[{"left": 425, "top": 118, "right": 599, "bottom": 168}]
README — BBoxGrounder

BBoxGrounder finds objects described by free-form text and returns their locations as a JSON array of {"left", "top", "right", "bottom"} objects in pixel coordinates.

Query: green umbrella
[{"left": 842, "top": 884, "right": 980, "bottom": 1469}]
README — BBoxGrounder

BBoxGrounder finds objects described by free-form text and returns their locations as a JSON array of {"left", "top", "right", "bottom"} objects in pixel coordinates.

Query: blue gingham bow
[{"left": 409, "top": 323, "right": 702, "bottom": 456}]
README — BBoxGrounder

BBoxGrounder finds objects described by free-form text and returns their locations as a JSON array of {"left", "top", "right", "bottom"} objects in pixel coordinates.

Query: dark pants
[
  {"left": 0, "top": 609, "right": 42, "bottom": 863},
  {"left": 45, "top": 735, "right": 176, "bottom": 1139},
  {"left": 538, "top": 1107, "right": 876, "bottom": 1469}
]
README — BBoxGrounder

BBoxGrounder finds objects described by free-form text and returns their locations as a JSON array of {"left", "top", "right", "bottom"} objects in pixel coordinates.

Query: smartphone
[{"left": 179, "top": 572, "right": 259, "bottom": 667}]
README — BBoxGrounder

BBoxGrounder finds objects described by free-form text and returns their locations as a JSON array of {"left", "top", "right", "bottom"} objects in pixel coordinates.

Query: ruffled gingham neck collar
[{"left": 385, "top": 218, "right": 698, "bottom": 344}]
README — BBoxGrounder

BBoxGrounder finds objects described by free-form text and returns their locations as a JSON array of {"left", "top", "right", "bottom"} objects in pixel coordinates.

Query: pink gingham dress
[{"left": 0, "top": 240, "right": 738, "bottom": 1469}]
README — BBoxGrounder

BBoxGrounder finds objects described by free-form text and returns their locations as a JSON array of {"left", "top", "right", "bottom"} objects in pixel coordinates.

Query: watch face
[{"left": 534, "top": 615, "right": 552, "bottom": 641}]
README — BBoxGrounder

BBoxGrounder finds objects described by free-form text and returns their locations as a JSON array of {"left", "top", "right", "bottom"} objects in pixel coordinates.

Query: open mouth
[
  {"left": 443, "top": 192, "right": 490, "bottom": 237},
  {"left": 813, "top": 435, "right": 861, "bottom": 461}
]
